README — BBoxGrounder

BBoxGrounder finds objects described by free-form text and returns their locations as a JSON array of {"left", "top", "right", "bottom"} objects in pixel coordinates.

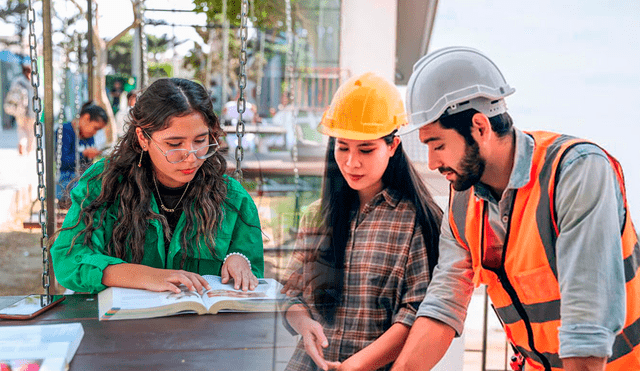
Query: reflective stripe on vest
[{"left": 449, "top": 131, "right": 640, "bottom": 370}]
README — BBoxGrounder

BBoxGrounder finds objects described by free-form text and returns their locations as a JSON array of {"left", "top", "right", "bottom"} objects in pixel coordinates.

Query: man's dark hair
[
  {"left": 126, "top": 90, "right": 138, "bottom": 101},
  {"left": 80, "top": 101, "right": 108, "bottom": 124},
  {"left": 439, "top": 108, "right": 513, "bottom": 144}
]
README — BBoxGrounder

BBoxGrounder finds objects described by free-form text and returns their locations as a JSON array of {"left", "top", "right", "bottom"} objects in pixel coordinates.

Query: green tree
[
  {"left": 109, "top": 32, "right": 181, "bottom": 74},
  {"left": 108, "top": 33, "right": 134, "bottom": 74},
  {"left": 193, "top": 0, "right": 300, "bottom": 31},
  {"left": 146, "top": 33, "right": 174, "bottom": 62}
]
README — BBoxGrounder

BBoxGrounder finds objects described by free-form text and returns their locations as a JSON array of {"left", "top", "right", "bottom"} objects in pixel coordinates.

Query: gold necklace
[{"left": 153, "top": 176, "right": 190, "bottom": 213}]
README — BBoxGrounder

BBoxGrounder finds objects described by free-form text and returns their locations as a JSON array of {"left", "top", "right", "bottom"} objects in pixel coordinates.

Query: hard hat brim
[{"left": 317, "top": 122, "right": 400, "bottom": 141}]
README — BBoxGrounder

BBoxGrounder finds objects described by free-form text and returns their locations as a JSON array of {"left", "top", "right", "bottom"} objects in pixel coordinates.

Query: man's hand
[{"left": 82, "top": 147, "right": 101, "bottom": 159}]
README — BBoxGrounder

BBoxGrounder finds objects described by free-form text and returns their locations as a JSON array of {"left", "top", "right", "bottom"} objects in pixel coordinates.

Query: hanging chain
[
  {"left": 284, "top": 0, "right": 294, "bottom": 103},
  {"left": 27, "top": 0, "right": 51, "bottom": 306},
  {"left": 255, "top": 31, "right": 265, "bottom": 113},
  {"left": 285, "top": 0, "right": 301, "bottom": 226},
  {"left": 75, "top": 33, "right": 82, "bottom": 116},
  {"left": 233, "top": 0, "right": 248, "bottom": 180},
  {"left": 221, "top": 0, "right": 229, "bottom": 113},
  {"left": 140, "top": 1, "right": 148, "bottom": 89},
  {"left": 56, "top": 66, "right": 67, "bottom": 182},
  {"left": 73, "top": 35, "right": 82, "bottom": 177}
]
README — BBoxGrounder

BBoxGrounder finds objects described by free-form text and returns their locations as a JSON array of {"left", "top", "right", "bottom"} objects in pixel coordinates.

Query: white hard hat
[{"left": 400, "top": 46, "right": 515, "bottom": 135}]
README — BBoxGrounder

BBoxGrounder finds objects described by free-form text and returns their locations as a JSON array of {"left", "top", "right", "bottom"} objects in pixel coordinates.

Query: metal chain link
[
  {"left": 27, "top": 0, "right": 51, "bottom": 306},
  {"left": 73, "top": 36, "right": 82, "bottom": 177},
  {"left": 233, "top": 0, "right": 249, "bottom": 180},
  {"left": 56, "top": 66, "right": 66, "bottom": 182},
  {"left": 140, "top": 1, "right": 148, "bottom": 89},
  {"left": 221, "top": 0, "right": 229, "bottom": 113},
  {"left": 284, "top": 0, "right": 294, "bottom": 103},
  {"left": 285, "top": 0, "right": 301, "bottom": 226},
  {"left": 74, "top": 33, "right": 82, "bottom": 117},
  {"left": 255, "top": 31, "right": 265, "bottom": 113}
]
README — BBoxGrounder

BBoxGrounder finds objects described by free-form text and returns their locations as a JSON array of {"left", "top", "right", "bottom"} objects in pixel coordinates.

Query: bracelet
[{"left": 223, "top": 252, "right": 252, "bottom": 271}]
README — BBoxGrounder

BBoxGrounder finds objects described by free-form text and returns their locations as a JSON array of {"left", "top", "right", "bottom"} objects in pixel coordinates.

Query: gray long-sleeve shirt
[{"left": 417, "top": 128, "right": 626, "bottom": 359}]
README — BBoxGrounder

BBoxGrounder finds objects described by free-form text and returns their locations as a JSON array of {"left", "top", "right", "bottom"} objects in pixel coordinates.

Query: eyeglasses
[{"left": 144, "top": 131, "right": 219, "bottom": 164}]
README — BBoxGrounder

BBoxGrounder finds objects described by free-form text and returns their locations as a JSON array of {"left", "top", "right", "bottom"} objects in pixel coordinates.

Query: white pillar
[{"left": 340, "top": 0, "right": 397, "bottom": 81}]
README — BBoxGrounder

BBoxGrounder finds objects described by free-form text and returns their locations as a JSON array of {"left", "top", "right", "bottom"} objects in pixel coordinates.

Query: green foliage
[
  {"left": 192, "top": 0, "right": 303, "bottom": 32},
  {"left": 108, "top": 33, "right": 134, "bottom": 74},
  {"left": 106, "top": 74, "right": 137, "bottom": 92},
  {"left": 148, "top": 62, "right": 174, "bottom": 79},
  {"left": 146, "top": 34, "right": 174, "bottom": 61},
  {"left": 108, "top": 33, "right": 179, "bottom": 75},
  {"left": 182, "top": 43, "right": 206, "bottom": 82}
]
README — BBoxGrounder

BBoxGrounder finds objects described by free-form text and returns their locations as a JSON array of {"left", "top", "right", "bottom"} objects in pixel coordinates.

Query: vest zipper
[{"left": 482, "top": 198, "right": 553, "bottom": 371}]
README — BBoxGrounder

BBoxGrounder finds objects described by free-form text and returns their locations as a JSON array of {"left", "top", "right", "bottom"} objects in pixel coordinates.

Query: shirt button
[
  {"left": 75, "top": 256, "right": 82, "bottom": 263},
  {"left": 501, "top": 215, "right": 509, "bottom": 224}
]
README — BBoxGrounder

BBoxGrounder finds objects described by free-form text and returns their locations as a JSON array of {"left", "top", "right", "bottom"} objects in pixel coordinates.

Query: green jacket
[{"left": 51, "top": 159, "right": 264, "bottom": 294}]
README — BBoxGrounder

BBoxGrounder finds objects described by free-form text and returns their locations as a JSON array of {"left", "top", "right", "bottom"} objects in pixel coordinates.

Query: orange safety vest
[{"left": 448, "top": 131, "right": 640, "bottom": 370}]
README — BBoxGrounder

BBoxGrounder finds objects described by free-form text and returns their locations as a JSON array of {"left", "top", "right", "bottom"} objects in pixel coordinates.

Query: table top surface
[{"left": 0, "top": 295, "right": 298, "bottom": 371}]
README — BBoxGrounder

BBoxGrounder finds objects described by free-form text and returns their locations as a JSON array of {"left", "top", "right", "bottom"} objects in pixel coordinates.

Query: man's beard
[{"left": 441, "top": 139, "right": 485, "bottom": 191}]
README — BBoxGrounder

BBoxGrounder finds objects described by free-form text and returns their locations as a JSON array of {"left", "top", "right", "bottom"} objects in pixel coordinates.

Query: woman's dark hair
[
  {"left": 60, "top": 78, "right": 228, "bottom": 267},
  {"left": 440, "top": 108, "right": 514, "bottom": 143},
  {"left": 311, "top": 133, "right": 443, "bottom": 322},
  {"left": 79, "top": 101, "right": 108, "bottom": 124}
]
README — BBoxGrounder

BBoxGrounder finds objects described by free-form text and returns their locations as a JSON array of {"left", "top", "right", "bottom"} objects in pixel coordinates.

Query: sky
[{"left": 427, "top": 0, "right": 640, "bottom": 219}]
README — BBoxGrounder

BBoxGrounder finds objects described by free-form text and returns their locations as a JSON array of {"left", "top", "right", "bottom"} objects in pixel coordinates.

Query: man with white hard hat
[{"left": 391, "top": 47, "right": 640, "bottom": 371}]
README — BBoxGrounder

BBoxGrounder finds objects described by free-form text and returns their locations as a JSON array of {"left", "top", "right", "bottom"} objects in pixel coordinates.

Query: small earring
[{"left": 138, "top": 150, "right": 145, "bottom": 167}]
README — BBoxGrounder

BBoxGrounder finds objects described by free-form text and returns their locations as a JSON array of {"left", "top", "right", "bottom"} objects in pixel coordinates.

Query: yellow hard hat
[{"left": 318, "top": 72, "right": 407, "bottom": 140}]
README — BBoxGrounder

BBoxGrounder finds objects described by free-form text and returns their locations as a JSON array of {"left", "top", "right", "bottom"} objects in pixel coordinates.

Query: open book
[
  {"left": 0, "top": 322, "right": 84, "bottom": 371},
  {"left": 98, "top": 275, "right": 285, "bottom": 321}
]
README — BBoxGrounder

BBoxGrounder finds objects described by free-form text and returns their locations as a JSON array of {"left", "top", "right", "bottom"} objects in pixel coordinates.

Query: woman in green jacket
[{"left": 51, "top": 78, "right": 264, "bottom": 295}]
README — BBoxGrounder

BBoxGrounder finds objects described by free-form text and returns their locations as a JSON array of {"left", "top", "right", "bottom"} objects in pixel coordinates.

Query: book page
[
  {"left": 200, "top": 275, "right": 284, "bottom": 310},
  {"left": 0, "top": 323, "right": 84, "bottom": 365},
  {"left": 109, "top": 285, "right": 206, "bottom": 311}
]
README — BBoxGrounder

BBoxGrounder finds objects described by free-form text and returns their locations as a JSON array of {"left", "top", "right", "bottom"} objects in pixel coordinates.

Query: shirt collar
[
  {"left": 474, "top": 128, "right": 534, "bottom": 200},
  {"left": 366, "top": 187, "right": 402, "bottom": 210}
]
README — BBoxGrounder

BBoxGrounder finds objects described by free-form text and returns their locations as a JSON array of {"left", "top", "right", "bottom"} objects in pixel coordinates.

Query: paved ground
[{"left": 0, "top": 126, "right": 512, "bottom": 370}]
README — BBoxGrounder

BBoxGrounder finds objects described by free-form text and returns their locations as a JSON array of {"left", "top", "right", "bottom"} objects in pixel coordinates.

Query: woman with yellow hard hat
[{"left": 282, "top": 72, "right": 443, "bottom": 371}]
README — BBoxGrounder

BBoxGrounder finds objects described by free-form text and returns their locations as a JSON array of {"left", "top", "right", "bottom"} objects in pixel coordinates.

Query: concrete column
[{"left": 340, "top": 0, "right": 397, "bottom": 81}]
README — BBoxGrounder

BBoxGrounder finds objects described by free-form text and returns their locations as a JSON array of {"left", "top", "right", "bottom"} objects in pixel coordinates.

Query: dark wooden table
[{"left": 0, "top": 295, "right": 299, "bottom": 371}]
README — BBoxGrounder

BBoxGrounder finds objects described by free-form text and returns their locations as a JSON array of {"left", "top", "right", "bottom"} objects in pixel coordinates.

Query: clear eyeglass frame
[{"left": 144, "top": 131, "right": 219, "bottom": 164}]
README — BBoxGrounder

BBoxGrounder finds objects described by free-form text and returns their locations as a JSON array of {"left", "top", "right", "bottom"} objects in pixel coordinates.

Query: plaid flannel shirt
[{"left": 283, "top": 188, "right": 432, "bottom": 370}]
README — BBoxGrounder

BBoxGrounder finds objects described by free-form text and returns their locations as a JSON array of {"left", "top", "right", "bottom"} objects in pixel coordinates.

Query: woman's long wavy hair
[
  {"left": 60, "top": 78, "right": 228, "bottom": 267},
  {"left": 312, "top": 133, "right": 443, "bottom": 323}
]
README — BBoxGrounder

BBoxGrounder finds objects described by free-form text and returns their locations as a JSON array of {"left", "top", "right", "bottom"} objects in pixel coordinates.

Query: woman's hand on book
[
  {"left": 220, "top": 255, "right": 259, "bottom": 291},
  {"left": 150, "top": 269, "right": 212, "bottom": 294},
  {"left": 102, "top": 264, "right": 212, "bottom": 294}
]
